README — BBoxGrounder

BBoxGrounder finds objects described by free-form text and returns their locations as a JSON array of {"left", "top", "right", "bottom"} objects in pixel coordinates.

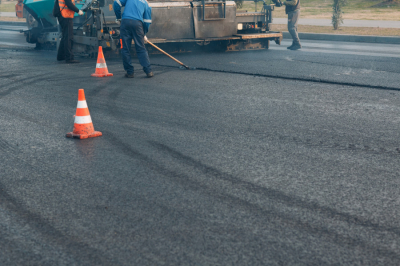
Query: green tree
[
  {"left": 332, "top": 0, "right": 347, "bottom": 30},
  {"left": 235, "top": 0, "right": 243, "bottom": 9}
]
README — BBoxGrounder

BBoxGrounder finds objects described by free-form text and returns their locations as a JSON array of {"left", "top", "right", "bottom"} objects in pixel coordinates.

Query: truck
[{"left": 16, "top": 0, "right": 283, "bottom": 56}]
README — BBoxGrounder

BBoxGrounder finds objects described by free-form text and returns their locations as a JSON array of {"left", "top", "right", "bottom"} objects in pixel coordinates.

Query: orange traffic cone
[
  {"left": 91, "top": 46, "right": 113, "bottom": 77},
  {"left": 66, "top": 89, "right": 102, "bottom": 139}
]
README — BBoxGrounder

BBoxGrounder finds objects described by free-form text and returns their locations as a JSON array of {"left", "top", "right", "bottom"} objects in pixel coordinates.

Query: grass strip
[
  {"left": 0, "top": 1, "right": 17, "bottom": 12},
  {"left": 239, "top": 0, "right": 400, "bottom": 20},
  {"left": 271, "top": 24, "right": 400, "bottom": 37}
]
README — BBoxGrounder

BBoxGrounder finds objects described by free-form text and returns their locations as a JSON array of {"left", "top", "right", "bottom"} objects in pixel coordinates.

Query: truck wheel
[
  {"left": 26, "top": 26, "right": 42, "bottom": 44},
  {"left": 35, "top": 42, "right": 42, "bottom": 50},
  {"left": 25, "top": 7, "right": 38, "bottom": 29}
]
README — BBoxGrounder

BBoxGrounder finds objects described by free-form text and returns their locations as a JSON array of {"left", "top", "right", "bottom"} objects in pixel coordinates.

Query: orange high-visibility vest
[{"left": 59, "top": 0, "right": 75, "bottom": 18}]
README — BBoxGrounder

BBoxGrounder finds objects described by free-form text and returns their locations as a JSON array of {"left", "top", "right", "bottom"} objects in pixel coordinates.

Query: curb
[
  {"left": 282, "top": 32, "right": 400, "bottom": 44},
  {"left": 0, "top": 21, "right": 26, "bottom": 26}
]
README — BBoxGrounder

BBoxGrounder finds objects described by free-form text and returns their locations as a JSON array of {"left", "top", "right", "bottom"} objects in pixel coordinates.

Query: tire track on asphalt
[
  {"left": 149, "top": 141, "right": 400, "bottom": 237},
  {"left": 0, "top": 134, "right": 161, "bottom": 265},
  {"left": 0, "top": 137, "right": 16, "bottom": 153},
  {"left": 0, "top": 152, "right": 120, "bottom": 265},
  {"left": 0, "top": 74, "right": 20, "bottom": 79},
  {"left": 0, "top": 105, "right": 58, "bottom": 128},
  {"left": 109, "top": 191, "right": 328, "bottom": 265},
  {"left": 103, "top": 132, "right": 400, "bottom": 262},
  {"left": 0, "top": 182, "right": 117, "bottom": 265},
  {"left": 106, "top": 86, "right": 125, "bottom": 123},
  {"left": 0, "top": 74, "right": 41, "bottom": 89},
  {"left": 0, "top": 73, "right": 56, "bottom": 98},
  {"left": 104, "top": 84, "right": 162, "bottom": 126},
  {"left": 87, "top": 84, "right": 108, "bottom": 98},
  {"left": 149, "top": 142, "right": 400, "bottom": 262},
  {"left": 256, "top": 131, "right": 400, "bottom": 157},
  {"left": 0, "top": 234, "right": 46, "bottom": 265},
  {"left": 101, "top": 73, "right": 400, "bottom": 157},
  {"left": 44, "top": 76, "right": 90, "bottom": 82}
]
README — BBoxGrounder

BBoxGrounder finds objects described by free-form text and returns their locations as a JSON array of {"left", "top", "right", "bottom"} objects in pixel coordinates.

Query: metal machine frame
[{"left": 21, "top": 0, "right": 282, "bottom": 55}]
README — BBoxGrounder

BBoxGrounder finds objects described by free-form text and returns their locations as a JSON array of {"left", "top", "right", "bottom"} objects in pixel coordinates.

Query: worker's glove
[
  {"left": 115, "top": 19, "right": 121, "bottom": 25},
  {"left": 78, "top": 10, "right": 84, "bottom": 15},
  {"left": 271, "top": 0, "right": 283, "bottom": 7},
  {"left": 144, "top": 36, "right": 148, "bottom": 43}
]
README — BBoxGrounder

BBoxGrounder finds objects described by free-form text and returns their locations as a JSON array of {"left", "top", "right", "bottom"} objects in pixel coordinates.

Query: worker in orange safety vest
[{"left": 53, "top": 0, "right": 84, "bottom": 63}]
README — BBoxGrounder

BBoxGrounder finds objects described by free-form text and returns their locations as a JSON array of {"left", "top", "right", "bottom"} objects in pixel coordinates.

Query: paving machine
[{"left": 18, "top": 0, "right": 283, "bottom": 55}]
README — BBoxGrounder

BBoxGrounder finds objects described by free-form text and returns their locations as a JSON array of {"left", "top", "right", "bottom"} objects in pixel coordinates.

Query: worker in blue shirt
[{"left": 114, "top": 0, "right": 153, "bottom": 78}]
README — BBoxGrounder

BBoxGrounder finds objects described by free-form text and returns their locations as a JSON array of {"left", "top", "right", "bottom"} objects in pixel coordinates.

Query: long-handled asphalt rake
[{"left": 146, "top": 40, "right": 196, "bottom": 70}]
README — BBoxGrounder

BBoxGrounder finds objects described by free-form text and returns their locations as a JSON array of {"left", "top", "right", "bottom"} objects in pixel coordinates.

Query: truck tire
[{"left": 25, "top": 7, "right": 38, "bottom": 29}]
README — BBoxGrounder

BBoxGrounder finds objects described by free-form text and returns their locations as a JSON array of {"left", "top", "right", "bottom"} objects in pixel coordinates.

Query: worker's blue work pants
[{"left": 120, "top": 19, "right": 152, "bottom": 75}]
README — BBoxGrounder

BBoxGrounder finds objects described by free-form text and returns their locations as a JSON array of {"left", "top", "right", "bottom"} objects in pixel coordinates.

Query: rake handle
[{"left": 146, "top": 40, "right": 189, "bottom": 69}]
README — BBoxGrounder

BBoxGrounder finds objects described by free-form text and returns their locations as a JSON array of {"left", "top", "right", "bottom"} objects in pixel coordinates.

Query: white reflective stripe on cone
[
  {"left": 77, "top": 100, "right": 88, "bottom": 108},
  {"left": 96, "top": 63, "right": 107, "bottom": 68},
  {"left": 74, "top": 115, "right": 92, "bottom": 124}
]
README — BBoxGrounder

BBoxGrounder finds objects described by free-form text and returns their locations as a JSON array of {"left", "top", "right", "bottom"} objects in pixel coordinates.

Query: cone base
[
  {"left": 66, "top": 131, "right": 102, "bottom": 139},
  {"left": 91, "top": 73, "right": 113, "bottom": 77}
]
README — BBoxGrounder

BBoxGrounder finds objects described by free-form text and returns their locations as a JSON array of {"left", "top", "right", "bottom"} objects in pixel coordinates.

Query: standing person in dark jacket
[
  {"left": 55, "top": 0, "right": 83, "bottom": 63},
  {"left": 284, "top": 0, "right": 301, "bottom": 50},
  {"left": 113, "top": 0, "right": 153, "bottom": 78}
]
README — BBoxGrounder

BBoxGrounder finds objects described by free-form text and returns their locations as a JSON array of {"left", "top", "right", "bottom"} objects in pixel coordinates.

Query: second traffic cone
[
  {"left": 66, "top": 89, "right": 102, "bottom": 139},
  {"left": 91, "top": 46, "right": 113, "bottom": 77}
]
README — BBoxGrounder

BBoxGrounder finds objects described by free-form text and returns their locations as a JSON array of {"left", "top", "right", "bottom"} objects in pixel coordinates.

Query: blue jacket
[{"left": 113, "top": 0, "right": 152, "bottom": 34}]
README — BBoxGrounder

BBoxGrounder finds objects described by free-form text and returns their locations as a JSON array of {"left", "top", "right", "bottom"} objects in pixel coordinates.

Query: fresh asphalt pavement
[{"left": 1, "top": 37, "right": 400, "bottom": 265}]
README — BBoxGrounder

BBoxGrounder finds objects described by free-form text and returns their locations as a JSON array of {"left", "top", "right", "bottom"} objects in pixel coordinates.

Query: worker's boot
[
  {"left": 287, "top": 42, "right": 295, "bottom": 49},
  {"left": 66, "top": 60, "right": 80, "bottom": 63},
  {"left": 146, "top": 72, "right": 154, "bottom": 78},
  {"left": 289, "top": 43, "right": 302, "bottom": 50},
  {"left": 125, "top": 73, "right": 134, "bottom": 78}
]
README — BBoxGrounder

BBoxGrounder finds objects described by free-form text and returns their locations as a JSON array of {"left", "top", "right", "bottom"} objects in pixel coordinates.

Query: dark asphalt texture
[{"left": 1, "top": 40, "right": 400, "bottom": 265}]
